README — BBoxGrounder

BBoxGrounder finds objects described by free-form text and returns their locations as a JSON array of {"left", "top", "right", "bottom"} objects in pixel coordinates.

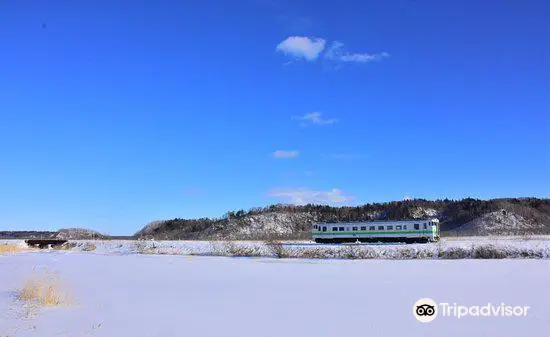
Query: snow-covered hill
[
  {"left": 455, "top": 210, "right": 546, "bottom": 235},
  {"left": 135, "top": 198, "right": 550, "bottom": 240},
  {"left": 54, "top": 228, "right": 107, "bottom": 240}
]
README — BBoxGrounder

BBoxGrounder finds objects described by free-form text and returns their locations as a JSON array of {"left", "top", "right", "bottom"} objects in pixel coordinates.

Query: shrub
[
  {"left": 224, "top": 242, "right": 264, "bottom": 257},
  {"left": 52, "top": 242, "right": 78, "bottom": 251},
  {"left": 134, "top": 240, "right": 155, "bottom": 254},
  {"left": 264, "top": 240, "right": 290, "bottom": 258},
  {"left": 517, "top": 248, "right": 544, "bottom": 258},
  {"left": 0, "top": 243, "right": 25, "bottom": 254},
  {"left": 439, "top": 247, "right": 470, "bottom": 259},
  {"left": 394, "top": 247, "right": 418, "bottom": 259},
  {"left": 294, "top": 248, "right": 328, "bottom": 259},
  {"left": 471, "top": 244, "right": 508, "bottom": 259},
  {"left": 337, "top": 245, "right": 378, "bottom": 259},
  {"left": 18, "top": 269, "right": 72, "bottom": 306},
  {"left": 80, "top": 243, "right": 97, "bottom": 252}
]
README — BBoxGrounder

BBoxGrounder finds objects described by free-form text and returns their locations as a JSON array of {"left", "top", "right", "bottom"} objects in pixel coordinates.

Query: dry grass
[
  {"left": 223, "top": 241, "right": 264, "bottom": 257},
  {"left": 438, "top": 246, "right": 470, "bottom": 259},
  {"left": 52, "top": 242, "right": 78, "bottom": 251},
  {"left": 80, "top": 242, "right": 97, "bottom": 252},
  {"left": 18, "top": 269, "right": 73, "bottom": 307},
  {"left": 134, "top": 240, "right": 157, "bottom": 254},
  {"left": 471, "top": 244, "right": 509, "bottom": 259},
  {"left": 264, "top": 240, "right": 290, "bottom": 258},
  {"left": 0, "top": 243, "right": 26, "bottom": 254}
]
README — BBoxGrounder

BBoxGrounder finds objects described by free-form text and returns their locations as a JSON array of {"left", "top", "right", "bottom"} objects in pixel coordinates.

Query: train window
[
  {"left": 423, "top": 223, "right": 427, "bottom": 229},
  {"left": 332, "top": 227, "right": 337, "bottom": 231},
  {"left": 360, "top": 226, "right": 366, "bottom": 231},
  {"left": 352, "top": 227, "right": 358, "bottom": 231},
  {"left": 403, "top": 225, "right": 407, "bottom": 230},
  {"left": 314, "top": 225, "right": 317, "bottom": 230},
  {"left": 322, "top": 226, "right": 327, "bottom": 232},
  {"left": 378, "top": 226, "right": 384, "bottom": 230},
  {"left": 387, "top": 226, "right": 393, "bottom": 230},
  {"left": 339, "top": 227, "right": 345, "bottom": 231},
  {"left": 396, "top": 225, "right": 402, "bottom": 230},
  {"left": 369, "top": 226, "right": 375, "bottom": 230},
  {"left": 414, "top": 224, "right": 419, "bottom": 230}
]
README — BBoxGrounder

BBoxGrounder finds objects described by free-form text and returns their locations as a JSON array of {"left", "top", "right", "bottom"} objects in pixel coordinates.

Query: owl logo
[
  {"left": 413, "top": 298, "right": 438, "bottom": 322},
  {"left": 416, "top": 304, "right": 435, "bottom": 316}
]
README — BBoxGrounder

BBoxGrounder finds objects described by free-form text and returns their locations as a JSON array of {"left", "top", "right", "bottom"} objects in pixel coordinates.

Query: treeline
[
  {"left": 0, "top": 231, "right": 57, "bottom": 239},
  {"left": 135, "top": 198, "right": 550, "bottom": 239},
  {"left": 221, "top": 197, "right": 550, "bottom": 229}
]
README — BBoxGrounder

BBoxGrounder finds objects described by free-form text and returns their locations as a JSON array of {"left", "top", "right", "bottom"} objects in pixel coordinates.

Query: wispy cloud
[
  {"left": 325, "top": 41, "right": 389, "bottom": 63},
  {"left": 267, "top": 187, "right": 354, "bottom": 205},
  {"left": 276, "top": 37, "right": 388, "bottom": 66},
  {"left": 340, "top": 52, "right": 389, "bottom": 62},
  {"left": 292, "top": 112, "right": 338, "bottom": 125},
  {"left": 272, "top": 150, "right": 300, "bottom": 159},
  {"left": 276, "top": 36, "right": 326, "bottom": 61}
]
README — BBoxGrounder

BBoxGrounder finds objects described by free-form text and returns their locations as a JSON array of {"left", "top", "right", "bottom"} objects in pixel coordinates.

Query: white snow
[
  {"left": 456, "top": 210, "right": 546, "bottom": 235},
  {"left": 3, "top": 237, "right": 550, "bottom": 258},
  {"left": 1, "top": 250, "right": 549, "bottom": 337}
]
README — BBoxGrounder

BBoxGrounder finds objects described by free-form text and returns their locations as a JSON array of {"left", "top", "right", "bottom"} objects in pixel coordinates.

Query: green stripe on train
[{"left": 312, "top": 230, "right": 435, "bottom": 236}]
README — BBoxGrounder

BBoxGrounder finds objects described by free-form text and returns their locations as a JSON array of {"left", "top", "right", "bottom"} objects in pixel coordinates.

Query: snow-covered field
[
  {"left": 5, "top": 236, "right": 550, "bottom": 259},
  {"left": 1, "top": 248, "right": 549, "bottom": 337}
]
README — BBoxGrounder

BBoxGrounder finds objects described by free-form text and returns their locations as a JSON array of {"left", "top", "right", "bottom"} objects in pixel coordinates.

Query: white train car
[{"left": 312, "top": 219, "right": 440, "bottom": 243}]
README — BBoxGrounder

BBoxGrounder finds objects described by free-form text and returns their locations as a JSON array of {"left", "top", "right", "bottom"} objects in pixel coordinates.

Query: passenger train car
[{"left": 312, "top": 219, "right": 440, "bottom": 243}]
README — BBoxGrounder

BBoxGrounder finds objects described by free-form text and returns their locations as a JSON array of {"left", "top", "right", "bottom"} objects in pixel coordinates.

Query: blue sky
[{"left": 1, "top": 0, "right": 548, "bottom": 234}]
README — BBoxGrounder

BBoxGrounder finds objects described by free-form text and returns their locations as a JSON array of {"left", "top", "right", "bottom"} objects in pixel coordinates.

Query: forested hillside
[{"left": 135, "top": 198, "right": 550, "bottom": 240}]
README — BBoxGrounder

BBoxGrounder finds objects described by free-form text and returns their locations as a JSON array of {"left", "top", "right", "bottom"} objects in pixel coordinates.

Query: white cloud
[
  {"left": 276, "top": 36, "right": 326, "bottom": 61},
  {"left": 272, "top": 150, "right": 300, "bottom": 159},
  {"left": 324, "top": 41, "right": 344, "bottom": 60},
  {"left": 340, "top": 52, "right": 389, "bottom": 62},
  {"left": 292, "top": 112, "right": 337, "bottom": 125},
  {"left": 325, "top": 41, "right": 389, "bottom": 63},
  {"left": 268, "top": 188, "right": 354, "bottom": 205}
]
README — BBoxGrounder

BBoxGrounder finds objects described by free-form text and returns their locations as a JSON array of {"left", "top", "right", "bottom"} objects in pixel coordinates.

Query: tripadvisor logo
[
  {"left": 413, "top": 298, "right": 530, "bottom": 323},
  {"left": 413, "top": 298, "right": 438, "bottom": 323}
]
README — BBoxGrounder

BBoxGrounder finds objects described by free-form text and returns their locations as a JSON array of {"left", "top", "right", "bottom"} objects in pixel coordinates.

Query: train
[{"left": 312, "top": 218, "right": 440, "bottom": 243}]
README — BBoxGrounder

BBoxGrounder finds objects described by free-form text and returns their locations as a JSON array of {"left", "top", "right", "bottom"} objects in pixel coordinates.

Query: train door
[{"left": 431, "top": 222, "right": 439, "bottom": 241}]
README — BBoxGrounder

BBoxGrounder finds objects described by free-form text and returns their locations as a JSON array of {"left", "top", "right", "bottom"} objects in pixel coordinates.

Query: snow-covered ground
[
  {"left": 1, "top": 250, "right": 549, "bottom": 337},
  {"left": 5, "top": 236, "right": 550, "bottom": 259}
]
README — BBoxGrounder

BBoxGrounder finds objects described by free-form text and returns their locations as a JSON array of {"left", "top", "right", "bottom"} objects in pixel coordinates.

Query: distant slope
[
  {"left": 0, "top": 231, "right": 57, "bottom": 239},
  {"left": 0, "top": 228, "right": 108, "bottom": 240},
  {"left": 454, "top": 210, "right": 546, "bottom": 235},
  {"left": 54, "top": 228, "right": 107, "bottom": 240},
  {"left": 135, "top": 198, "right": 550, "bottom": 240}
]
